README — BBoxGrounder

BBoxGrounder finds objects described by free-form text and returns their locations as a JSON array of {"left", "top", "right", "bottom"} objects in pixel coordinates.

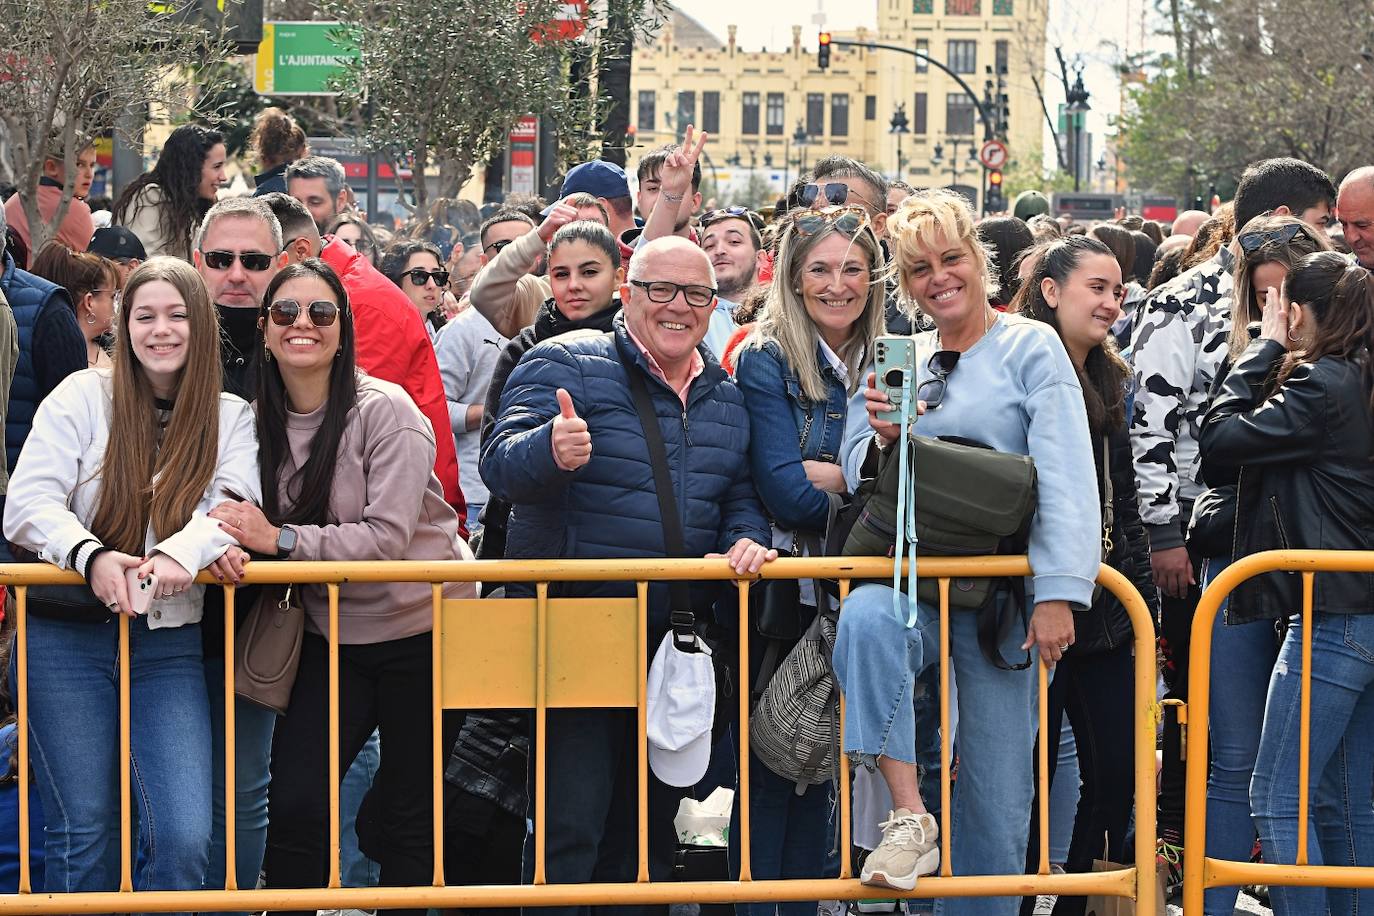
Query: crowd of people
[{"left": 2, "top": 100, "right": 1374, "bottom": 916}]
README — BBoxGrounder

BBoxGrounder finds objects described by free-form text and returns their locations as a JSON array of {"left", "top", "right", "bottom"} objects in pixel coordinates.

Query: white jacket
[{"left": 3, "top": 369, "right": 262, "bottom": 628}]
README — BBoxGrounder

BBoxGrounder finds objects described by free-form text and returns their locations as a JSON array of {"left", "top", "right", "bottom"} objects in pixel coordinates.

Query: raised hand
[
  {"left": 551, "top": 388, "right": 592, "bottom": 470},
  {"left": 538, "top": 202, "right": 582, "bottom": 243},
  {"left": 658, "top": 124, "right": 709, "bottom": 202}
]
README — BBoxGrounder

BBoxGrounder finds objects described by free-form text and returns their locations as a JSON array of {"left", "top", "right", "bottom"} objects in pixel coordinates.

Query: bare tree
[{"left": 0, "top": 0, "right": 229, "bottom": 254}]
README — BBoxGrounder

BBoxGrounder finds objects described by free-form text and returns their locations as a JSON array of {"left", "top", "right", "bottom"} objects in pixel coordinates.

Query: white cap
[{"left": 645, "top": 630, "right": 716, "bottom": 788}]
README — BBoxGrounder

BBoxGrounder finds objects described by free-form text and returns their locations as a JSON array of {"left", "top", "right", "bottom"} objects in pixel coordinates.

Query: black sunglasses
[
  {"left": 793, "top": 205, "right": 869, "bottom": 239},
  {"left": 202, "top": 249, "right": 275, "bottom": 272},
  {"left": 269, "top": 298, "right": 341, "bottom": 327},
  {"left": 483, "top": 238, "right": 515, "bottom": 256},
  {"left": 1238, "top": 223, "right": 1314, "bottom": 253},
  {"left": 404, "top": 268, "right": 450, "bottom": 287},
  {"left": 800, "top": 182, "right": 880, "bottom": 212},
  {"left": 629, "top": 279, "right": 717, "bottom": 309},
  {"left": 915, "top": 350, "right": 960, "bottom": 410}
]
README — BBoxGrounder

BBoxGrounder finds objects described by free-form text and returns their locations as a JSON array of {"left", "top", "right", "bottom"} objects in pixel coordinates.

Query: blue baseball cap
[{"left": 541, "top": 160, "right": 631, "bottom": 215}]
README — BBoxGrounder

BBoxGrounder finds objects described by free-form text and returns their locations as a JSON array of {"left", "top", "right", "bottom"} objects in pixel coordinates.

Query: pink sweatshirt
[{"left": 281, "top": 374, "right": 467, "bottom": 644}]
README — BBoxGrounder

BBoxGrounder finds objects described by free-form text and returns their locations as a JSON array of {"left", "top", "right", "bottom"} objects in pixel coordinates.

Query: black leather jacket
[
  {"left": 1199, "top": 340, "right": 1374, "bottom": 623},
  {"left": 1071, "top": 422, "right": 1159, "bottom": 655}
]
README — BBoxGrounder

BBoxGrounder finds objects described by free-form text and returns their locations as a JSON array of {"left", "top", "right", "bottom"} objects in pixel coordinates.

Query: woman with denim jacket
[
  {"left": 1199, "top": 252, "right": 1374, "bottom": 916},
  {"left": 731, "top": 206, "right": 886, "bottom": 916}
]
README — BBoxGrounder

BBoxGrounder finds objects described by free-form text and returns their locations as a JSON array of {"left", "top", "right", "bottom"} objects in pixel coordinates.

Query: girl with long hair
[
  {"left": 27, "top": 243, "right": 120, "bottom": 368},
  {"left": 1013, "top": 236, "right": 1158, "bottom": 915},
  {"left": 208, "top": 259, "right": 469, "bottom": 913},
  {"left": 1200, "top": 252, "right": 1374, "bottom": 916},
  {"left": 3, "top": 256, "right": 259, "bottom": 898},
  {"left": 112, "top": 124, "right": 226, "bottom": 261},
  {"left": 732, "top": 206, "right": 887, "bottom": 910}
]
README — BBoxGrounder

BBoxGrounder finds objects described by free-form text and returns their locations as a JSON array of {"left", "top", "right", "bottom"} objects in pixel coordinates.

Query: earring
[
  {"left": 85, "top": 313, "right": 96, "bottom": 325},
  {"left": 1288, "top": 326, "right": 1303, "bottom": 343},
  {"left": 335, "top": 349, "right": 342, "bottom": 359},
  {"left": 263, "top": 343, "right": 273, "bottom": 362}
]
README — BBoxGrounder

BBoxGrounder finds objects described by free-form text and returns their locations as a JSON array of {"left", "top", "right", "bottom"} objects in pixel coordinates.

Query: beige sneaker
[{"left": 860, "top": 808, "right": 940, "bottom": 891}]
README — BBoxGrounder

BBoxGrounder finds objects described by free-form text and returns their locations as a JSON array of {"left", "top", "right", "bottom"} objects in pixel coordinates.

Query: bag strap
[
  {"left": 1101, "top": 435, "right": 1114, "bottom": 556},
  {"left": 892, "top": 391, "right": 919, "bottom": 627},
  {"left": 616, "top": 345, "right": 697, "bottom": 651}
]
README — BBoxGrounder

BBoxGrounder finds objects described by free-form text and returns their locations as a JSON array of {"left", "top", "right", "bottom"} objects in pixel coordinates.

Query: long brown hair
[
  {"left": 1228, "top": 214, "right": 1330, "bottom": 361},
  {"left": 1280, "top": 252, "right": 1374, "bottom": 411},
  {"left": 87, "top": 257, "right": 224, "bottom": 553}
]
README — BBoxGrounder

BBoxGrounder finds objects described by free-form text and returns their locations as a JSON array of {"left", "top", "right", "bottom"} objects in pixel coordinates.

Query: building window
[
  {"left": 913, "top": 0, "right": 933, "bottom": 11},
  {"left": 637, "top": 91, "right": 656, "bottom": 133},
  {"left": 916, "top": 38, "right": 929, "bottom": 73},
  {"left": 806, "top": 93, "right": 824, "bottom": 136},
  {"left": 946, "top": 92, "right": 976, "bottom": 134},
  {"left": 831, "top": 94, "right": 849, "bottom": 137},
  {"left": 676, "top": 91, "right": 695, "bottom": 140},
  {"left": 914, "top": 92, "right": 928, "bottom": 134},
  {"left": 948, "top": 40, "right": 977, "bottom": 74},
  {"left": 993, "top": 0, "right": 1013, "bottom": 12},
  {"left": 995, "top": 39, "right": 1009, "bottom": 74},
  {"left": 946, "top": 0, "right": 980, "bottom": 12},
  {"left": 742, "top": 92, "right": 760, "bottom": 134},
  {"left": 865, "top": 95, "right": 877, "bottom": 120},
  {"left": 702, "top": 91, "right": 720, "bottom": 134},
  {"left": 766, "top": 92, "right": 785, "bottom": 135}
]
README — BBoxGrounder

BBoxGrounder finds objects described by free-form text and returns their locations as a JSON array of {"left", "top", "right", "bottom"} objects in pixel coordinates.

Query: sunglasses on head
[
  {"left": 268, "top": 298, "right": 341, "bottom": 327},
  {"left": 202, "top": 249, "right": 275, "bottom": 272},
  {"left": 792, "top": 205, "right": 870, "bottom": 239},
  {"left": 700, "top": 206, "right": 766, "bottom": 232},
  {"left": 404, "top": 268, "right": 450, "bottom": 287},
  {"left": 1238, "top": 223, "right": 1314, "bottom": 253},
  {"left": 800, "top": 182, "right": 880, "bottom": 212},
  {"left": 916, "top": 350, "right": 960, "bottom": 410}
]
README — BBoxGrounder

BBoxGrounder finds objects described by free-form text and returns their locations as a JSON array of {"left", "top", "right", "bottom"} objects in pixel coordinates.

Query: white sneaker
[
  {"left": 860, "top": 808, "right": 940, "bottom": 891},
  {"left": 1032, "top": 863, "right": 1066, "bottom": 915}
]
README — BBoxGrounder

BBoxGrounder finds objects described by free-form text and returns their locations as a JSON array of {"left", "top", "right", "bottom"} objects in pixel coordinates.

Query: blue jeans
[
  {"left": 340, "top": 729, "right": 381, "bottom": 887},
  {"left": 834, "top": 585, "right": 1036, "bottom": 916},
  {"left": 1048, "top": 715, "right": 1079, "bottom": 865},
  {"left": 202, "top": 656, "right": 276, "bottom": 915},
  {"left": 729, "top": 751, "right": 832, "bottom": 916},
  {"left": 1202, "top": 557, "right": 1279, "bottom": 916},
  {"left": 1251, "top": 613, "right": 1374, "bottom": 916},
  {"left": 16, "top": 614, "right": 210, "bottom": 904}
]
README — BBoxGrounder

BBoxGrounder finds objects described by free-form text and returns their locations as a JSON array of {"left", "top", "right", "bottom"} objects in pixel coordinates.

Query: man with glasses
[
  {"left": 261, "top": 193, "right": 466, "bottom": 529},
  {"left": 807, "top": 156, "right": 889, "bottom": 231},
  {"left": 478, "top": 210, "right": 537, "bottom": 273},
  {"left": 482, "top": 236, "right": 773, "bottom": 912}
]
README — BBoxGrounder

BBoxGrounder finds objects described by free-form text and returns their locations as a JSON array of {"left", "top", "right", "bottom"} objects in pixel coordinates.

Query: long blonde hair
[
  {"left": 748, "top": 214, "right": 887, "bottom": 402},
  {"left": 887, "top": 189, "right": 996, "bottom": 320},
  {"left": 88, "top": 257, "right": 224, "bottom": 553},
  {"left": 1228, "top": 213, "right": 1330, "bottom": 361}
]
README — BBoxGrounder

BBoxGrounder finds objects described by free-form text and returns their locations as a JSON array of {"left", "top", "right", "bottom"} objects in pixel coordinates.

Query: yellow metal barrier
[
  {"left": 1184, "top": 549, "right": 1374, "bottom": 913},
  {"left": 0, "top": 556, "right": 1156, "bottom": 914}
]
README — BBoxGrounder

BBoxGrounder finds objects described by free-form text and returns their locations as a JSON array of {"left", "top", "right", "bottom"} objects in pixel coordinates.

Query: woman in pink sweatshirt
[{"left": 210, "top": 258, "right": 470, "bottom": 913}]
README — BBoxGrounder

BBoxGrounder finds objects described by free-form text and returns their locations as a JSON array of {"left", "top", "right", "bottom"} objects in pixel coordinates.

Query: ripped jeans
[{"left": 833, "top": 585, "right": 1037, "bottom": 916}]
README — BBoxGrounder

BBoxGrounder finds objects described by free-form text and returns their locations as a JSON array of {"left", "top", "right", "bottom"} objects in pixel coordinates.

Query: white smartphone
[{"left": 126, "top": 570, "right": 158, "bottom": 615}]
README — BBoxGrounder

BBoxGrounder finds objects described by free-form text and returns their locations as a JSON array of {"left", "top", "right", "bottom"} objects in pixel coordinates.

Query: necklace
[{"left": 934, "top": 305, "right": 997, "bottom": 352}]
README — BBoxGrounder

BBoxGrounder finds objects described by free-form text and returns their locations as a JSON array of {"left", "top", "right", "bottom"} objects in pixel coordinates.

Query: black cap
[{"left": 88, "top": 226, "right": 147, "bottom": 262}]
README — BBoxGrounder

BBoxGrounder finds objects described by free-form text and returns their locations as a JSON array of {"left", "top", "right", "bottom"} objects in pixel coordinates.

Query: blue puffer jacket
[{"left": 481, "top": 314, "right": 769, "bottom": 633}]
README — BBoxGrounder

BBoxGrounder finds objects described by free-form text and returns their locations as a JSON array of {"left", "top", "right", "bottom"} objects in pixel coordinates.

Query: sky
[{"left": 670, "top": 0, "right": 1171, "bottom": 167}]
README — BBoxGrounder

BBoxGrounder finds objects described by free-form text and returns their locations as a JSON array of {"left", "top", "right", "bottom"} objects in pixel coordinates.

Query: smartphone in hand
[{"left": 126, "top": 569, "right": 158, "bottom": 615}]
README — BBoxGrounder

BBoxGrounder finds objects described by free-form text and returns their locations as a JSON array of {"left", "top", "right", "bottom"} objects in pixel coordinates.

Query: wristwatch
[{"left": 275, "top": 526, "right": 298, "bottom": 559}]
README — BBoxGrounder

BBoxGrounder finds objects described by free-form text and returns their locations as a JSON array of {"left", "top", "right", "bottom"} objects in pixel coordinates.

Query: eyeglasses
[
  {"left": 268, "top": 298, "right": 342, "bottom": 327},
  {"left": 629, "top": 279, "right": 717, "bottom": 309},
  {"left": 201, "top": 250, "right": 275, "bottom": 272},
  {"left": 800, "top": 182, "right": 880, "bottom": 212},
  {"left": 404, "top": 268, "right": 450, "bottom": 287},
  {"left": 792, "top": 206, "right": 870, "bottom": 239},
  {"left": 700, "top": 206, "right": 766, "bottom": 233},
  {"left": 483, "top": 238, "right": 515, "bottom": 256},
  {"left": 915, "top": 350, "right": 960, "bottom": 410},
  {"left": 1238, "top": 223, "right": 1314, "bottom": 253},
  {"left": 92, "top": 288, "right": 122, "bottom": 307}
]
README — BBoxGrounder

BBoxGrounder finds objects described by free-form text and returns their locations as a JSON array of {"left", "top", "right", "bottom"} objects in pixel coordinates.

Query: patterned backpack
[{"left": 748, "top": 607, "right": 840, "bottom": 789}]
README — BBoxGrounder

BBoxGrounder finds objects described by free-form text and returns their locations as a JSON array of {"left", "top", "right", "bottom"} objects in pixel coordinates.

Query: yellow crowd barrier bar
[
  {"left": 0, "top": 556, "right": 1155, "bottom": 914},
  {"left": 1183, "top": 549, "right": 1374, "bottom": 913},
  {"left": 223, "top": 585, "right": 238, "bottom": 891}
]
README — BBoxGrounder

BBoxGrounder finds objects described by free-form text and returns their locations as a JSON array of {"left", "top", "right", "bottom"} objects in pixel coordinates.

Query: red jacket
[{"left": 319, "top": 237, "right": 467, "bottom": 535}]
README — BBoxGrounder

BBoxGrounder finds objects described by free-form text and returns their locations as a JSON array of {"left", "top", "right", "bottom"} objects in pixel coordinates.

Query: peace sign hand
[{"left": 658, "top": 124, "right": 709, "bottom": 201}]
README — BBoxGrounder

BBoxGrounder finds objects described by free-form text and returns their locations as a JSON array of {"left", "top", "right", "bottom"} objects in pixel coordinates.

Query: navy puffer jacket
[{"left": 481, "top": 314, "right": 769, "bottom": 631}]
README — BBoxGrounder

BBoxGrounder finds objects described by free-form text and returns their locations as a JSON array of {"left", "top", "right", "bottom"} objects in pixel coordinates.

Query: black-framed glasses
[
  {"left": 800, "top": 182, "right": 880, "bottom": 212},
  {"left": 700, "top": 206, "right": 766, "bottom": 233},
  {"left": 202, "top": 249, "right": 275, "bottom": 272},
  {"left": 404, "top": 268, "right": 450, "bottom": 287},
  {"left": 915, "top": 350, "right": 960, "bottom": 409},
  {"left": 268, "top": 298, "right": 341, "bottom": 327},
  {"left": 483, "top": 238, "right": 515, "bottom": 256},
  {"left": 792, "top": 205, "right": 869, "bottom": 239},
  {"left": 629, "top": 279, "right": 717, "bottom": 308},
  {"left": 1238, "top": 223, "right": 1314, "bottom": 253}
]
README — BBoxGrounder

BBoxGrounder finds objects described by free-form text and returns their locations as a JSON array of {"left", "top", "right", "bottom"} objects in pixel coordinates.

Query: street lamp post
[
  {"left": 793, "top": 120, "right": 810, "bottom": 175},
  {"left": 889, "top": 105, "right": 910, "bottom": 181},
  {"left": 930, "top": 137, "right": 981, "bottom": 197},
  {"left": 1065, "top": 68, "right": 1091, "bottom": 193}
]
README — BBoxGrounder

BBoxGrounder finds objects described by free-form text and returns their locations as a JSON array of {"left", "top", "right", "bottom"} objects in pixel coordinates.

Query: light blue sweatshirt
[{"left": 840, "top": 313, "right": 1101, "bottom": 609}]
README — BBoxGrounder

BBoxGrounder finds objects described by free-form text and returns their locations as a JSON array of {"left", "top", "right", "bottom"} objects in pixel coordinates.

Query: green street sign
[{"left": 254, "top": 21, "right": 358, "bottom": 96}]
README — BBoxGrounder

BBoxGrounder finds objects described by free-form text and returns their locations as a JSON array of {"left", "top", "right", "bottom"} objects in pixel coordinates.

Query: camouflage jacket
[{"left": 1127, "top": 247, "right": 1235, "bottom": 550}]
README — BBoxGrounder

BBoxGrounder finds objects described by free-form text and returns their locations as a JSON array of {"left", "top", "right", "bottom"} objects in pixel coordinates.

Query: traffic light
[
  {"left": 818, "top": 32, "right": 831, "bottom": 70},
  {"left": 986, "top": 169, "right": 1005, "bottom": 213}
]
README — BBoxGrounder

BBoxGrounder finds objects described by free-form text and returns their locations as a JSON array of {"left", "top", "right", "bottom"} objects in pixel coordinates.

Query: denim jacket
[{"left": 735, "top": 339, "right": 851, "bottom": 534}]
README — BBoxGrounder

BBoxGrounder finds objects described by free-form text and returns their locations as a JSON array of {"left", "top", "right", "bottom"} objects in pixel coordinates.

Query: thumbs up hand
[{"left": 551, "top": 388, "right": 592, "bottom": 471}]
